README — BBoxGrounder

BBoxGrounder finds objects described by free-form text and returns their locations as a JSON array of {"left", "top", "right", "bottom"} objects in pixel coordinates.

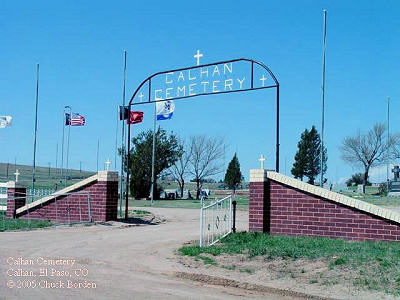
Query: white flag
[
  {"left": 0, "top": 116, "right": 12, "bottom": 128},
  {"left": 156, "top": 100, "right": 175, "bottom": 120}
]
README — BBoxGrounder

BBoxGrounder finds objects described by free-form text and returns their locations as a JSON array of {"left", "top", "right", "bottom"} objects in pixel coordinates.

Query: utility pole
[
  {"left": 97, "top": 139, "right": 100, "bottom": 172},
  {"left": 387, "top": 97, "right": 390, "bottom": 190},
  {"left": 32, "top": 63, "right": 40, "bottom": 195},
  {"left": 65, "top": 105, "right": 72, "bottom": 187},
  {"left": 320, "top": 10, "right": 327, "bottom": 187},
  {"left": 55, "top": 143, "right": 58, "bottom": 171},
  {"left": 120, "top": 50, "right": 127, "bottom": 217}
]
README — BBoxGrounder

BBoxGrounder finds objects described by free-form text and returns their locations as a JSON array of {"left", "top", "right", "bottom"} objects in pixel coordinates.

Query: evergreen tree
[
  {"left": 291, "top": 126, "right": 327, "bottom": 184},
  {"left": 291, "top": 129, "right": 308, "bottom": 180},
  {"left": 305, "top": 126, "right": 327, "bottom": 184},
  {"left": 127, "top": 128, "right": 182, "bottom": 199},
  {"left": 224, "top": 153, "right": 243, "bottom": 193}
]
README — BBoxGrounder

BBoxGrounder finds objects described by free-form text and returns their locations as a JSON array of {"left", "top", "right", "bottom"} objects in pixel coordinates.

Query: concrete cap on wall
[
  {"left": 97, "top": 171, "right": 119, "bottom": 182},
  {"left": 6, "top": 181, "right": 26, "bottom": 189},
  {"left": 250, "top": 169, "right": 268, "bottom": 182}
]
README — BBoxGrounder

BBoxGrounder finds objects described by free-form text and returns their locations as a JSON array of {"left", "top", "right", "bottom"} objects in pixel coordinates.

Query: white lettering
[
  {"left": 212, "top": 80, "right": 220, "bottom": 93},
  {"left": 189, "top": 83, "right": 197, "bottom": 96},
  {"left": 165, "top": 87, "right": 173, "bottom": 99},
  {"left": 188, "top": 70, "right": 196, "bottom": 80},
  {"left": 237, "top": 77, "right": 245, "bottom": 89},
  {"left": 155, "top": 89, "right": 163, "bottom": 100},
  {"left": 212, "top": 65, "right": 220, "bottom": 77},
  {"left": 177, "top": 71, "right": 185, "bottom": 82},
  {"left": 201, "top": 81, "right": 209, "bottom": 93},
  {"left": 223, "top": 63, "right": 233, "bottom": 74},
  {"left": 165, "top": 72, "right": 174, "bottom": 84},
  {"left": 177, "top": 86, "right": 186, "bottom": 97},
  {"left": 200, "top": 67, "right": 209, "bottom": 78},
  {"left": 224, "top": 79, "right": 233, "bottom": 90}
]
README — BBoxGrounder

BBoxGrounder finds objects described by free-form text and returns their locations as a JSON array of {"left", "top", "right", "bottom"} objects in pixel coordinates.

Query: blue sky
[{"left": 1, "top": 0, "right": 399, "bottom": 183}]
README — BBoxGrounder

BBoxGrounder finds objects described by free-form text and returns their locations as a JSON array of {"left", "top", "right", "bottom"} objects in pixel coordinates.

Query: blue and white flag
[
  {"left": 156, "top": 100, "right": 175, "bottom": 120},
  {"left": 0, "top": 116, "right": 12, "bottom": 128}
]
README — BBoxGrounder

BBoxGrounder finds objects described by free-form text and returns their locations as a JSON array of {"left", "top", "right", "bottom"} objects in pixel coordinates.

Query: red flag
[{"left": 128, "top": 111, "right": 144, "bottom": 124}]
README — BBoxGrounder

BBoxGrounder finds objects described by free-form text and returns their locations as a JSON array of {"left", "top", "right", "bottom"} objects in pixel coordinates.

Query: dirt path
[
  {"left": 0, "top": 207, "right": 393, "bottom": 300},
  {"left": 0, "top": 207, "right": 302, "bottom": 300}
]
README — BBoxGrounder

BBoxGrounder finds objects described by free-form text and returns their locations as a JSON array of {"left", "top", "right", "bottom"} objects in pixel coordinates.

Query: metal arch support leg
[
  {"left": 125, "top": 113, "right": 131, "bottom": 220},
  {"left": 276, "top": 85, "right": 280, "bottom": 172}
]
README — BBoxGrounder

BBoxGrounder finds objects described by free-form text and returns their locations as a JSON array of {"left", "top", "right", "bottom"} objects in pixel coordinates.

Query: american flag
[{"left": 65, "top": 113, "right": 86, "bottom": 126}]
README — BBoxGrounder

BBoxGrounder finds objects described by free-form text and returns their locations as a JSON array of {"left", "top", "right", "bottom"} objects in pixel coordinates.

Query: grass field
[
  {"left": 128, "top": 193, "right": 249, "bottom": 210},
  {"left": 180, "top": 232, "right": 400, "bottom": 295},
  {"left": 0, "top": 211, "right": 52, "bottom": 232},
  {"left": 343, "top": 185, "right": 400, "bottom": 208},
  {"left": 0, "top": 162, "right": 96, "bottom": 189}
]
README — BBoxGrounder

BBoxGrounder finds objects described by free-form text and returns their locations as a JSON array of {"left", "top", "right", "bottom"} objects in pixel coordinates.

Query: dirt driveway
[{"left": 0, "top": 207, "right": 310, "bottom": 300}]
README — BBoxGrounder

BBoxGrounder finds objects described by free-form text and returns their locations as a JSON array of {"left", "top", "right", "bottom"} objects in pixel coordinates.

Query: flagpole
[
  {"left": 387, "top": 96, "right": 390, "bottom": 191},
  {"left": 120, "top": 50, "right": 127, "bottom": 218},
  {"left": 32, "top": 63, "right": 40, "bottom": 196},
  {"left": 150, "top": 102, "right": 157, "bottom": 204},
  {"left": 65, "top": 105, "right": 71, "bottom": 187},
  {"left": 61, "top": 110, "right": 65, "bottom": 183},
  {"left": 320, "top": 10, "right": 327, "bottom": 188},
  {"left": 114, "top": 105, "right": 118, "bottom": 171},
  {"left": 55, "top": 142, "right": 58, "bottom": 171},
  {"left": 97, "top": 139, "right": 100, "bottom": 172}
]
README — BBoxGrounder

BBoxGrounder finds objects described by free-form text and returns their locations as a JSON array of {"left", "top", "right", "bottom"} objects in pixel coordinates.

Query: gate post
[
  {"left": 6, "top": 181, "right": 26, "bottom": 218},
  {"left": 93, "top": 171, "right": 119, "bottom": 221},
  {"left": 249, "top": 169, "right": 269, "bottom": 232}
]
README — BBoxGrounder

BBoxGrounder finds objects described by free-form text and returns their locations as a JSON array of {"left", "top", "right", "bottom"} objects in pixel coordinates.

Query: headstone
[
  {"left": 182, "top": 190, "right": 192, "bottom": 199},
  {"left": 357, "top": 184, "right": 365, "bottom": 194},
  {"left": 392, "top": 165, "right": 400, "bottom": 182}
]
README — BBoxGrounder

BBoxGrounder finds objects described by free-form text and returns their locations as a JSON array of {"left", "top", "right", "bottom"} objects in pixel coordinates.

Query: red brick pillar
[
  {"left": 249, "top": 169, "right": 269, "bottom": 232},
  {"left": 6, "top": 182, "right": 26, "bottom": 218},
  {"left": 90, "top": 171, "right": 118, "bottom": 222}
]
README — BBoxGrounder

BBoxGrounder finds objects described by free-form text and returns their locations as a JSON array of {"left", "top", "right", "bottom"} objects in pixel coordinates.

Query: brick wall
[
  {"left": 10, "top": 171, "right": 118, "bottom": 223},
  {"left": 249, "top": 170, "right": 400, "bottom": 242},
  {"left": 249, "top": 182, "right": 269, "bottom": 232},
  {"left": 6, "top": 183, "right": 26, "bottom": 218}
]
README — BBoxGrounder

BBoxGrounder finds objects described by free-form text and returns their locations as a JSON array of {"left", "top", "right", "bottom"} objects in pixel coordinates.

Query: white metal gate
[
  {"left": 0, "top": 183, "right": 7, "bottom": 212},
  {"left": 200, "top": 195, "right": 233, "bottom": 247}
]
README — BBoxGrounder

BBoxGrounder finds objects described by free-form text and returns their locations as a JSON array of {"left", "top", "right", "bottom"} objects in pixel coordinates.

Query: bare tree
[
  {"left": 340, "top": 123, "right": 399, "bottom": 185},
  {"left": 169, "top": 139, "right": 193, "bottom": 198},
  {"left": 189, "top": 135, "right": 224, "bottom": 199},
  {"left": 391, "top": 133, "right": 400, "bottom": 159}
]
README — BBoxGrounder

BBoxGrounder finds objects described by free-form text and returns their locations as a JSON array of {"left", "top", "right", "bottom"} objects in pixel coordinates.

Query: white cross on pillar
[
  {"left": 194, "top": 50, "right": 203, "bottom": 66},
  {"left": 260, "top": 74, "right": 267, "bottom": 87},
  {"left": 258, "top": 155, "right": 266, "bottom": 169},
  {"left": 138, "top": 92, "right": 144, "bottom": 102},
  {"left": 105, "top": 159, "right": 111, "bottom": 171},
  {"left": 14, "top": 169, "right": 20, "bottom": 183}
]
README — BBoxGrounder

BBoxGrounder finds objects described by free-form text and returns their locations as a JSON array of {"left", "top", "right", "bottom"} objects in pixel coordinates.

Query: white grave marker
[
  {"left": 14, "top": 169, "right": 20, "bottom": 183},
  {"left": 259, "top": 155, "right": 266, "bottom": 169},
  {"left": 105, "top": 159, "right": 111, "bottom": 171}
]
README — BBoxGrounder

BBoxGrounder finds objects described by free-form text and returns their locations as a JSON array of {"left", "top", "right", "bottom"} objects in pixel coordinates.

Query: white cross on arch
[
  {"left": 260, "top": 74, "right": 267, "bottom": 87},
  {"left": 194, "top": 50, "right": 203, "bottom": 66},
  {"left": 258, "top": 155, "right": 266, "bottom": 169},
  {"left": 138, "top": 92, "right": 144, "bottom": 102}
]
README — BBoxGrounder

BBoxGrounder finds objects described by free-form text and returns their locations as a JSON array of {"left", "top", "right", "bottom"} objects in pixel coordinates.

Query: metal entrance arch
[{"left": 124, "top": 58, "right": 279, "bottom": 218}]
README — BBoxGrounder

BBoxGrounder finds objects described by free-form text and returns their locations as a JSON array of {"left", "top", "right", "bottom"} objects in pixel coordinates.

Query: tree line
[
  {"left": 292, "top": 122, "right": 400, "bottom": 188},
  {"left": 125, "top": 129, "right": 243, "bottom": 199}
]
